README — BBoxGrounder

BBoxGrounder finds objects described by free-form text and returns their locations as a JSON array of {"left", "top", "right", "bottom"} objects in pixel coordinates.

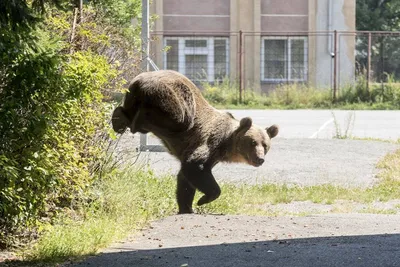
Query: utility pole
[
  {"left": 140, "top": 0, "right": 150, "bottom": 149},
  {"left": 141, "top": 0, "right": 150, "bottom": 72},
  {"left": 239, "top": 30, "right": 243, "bottom": 104}
]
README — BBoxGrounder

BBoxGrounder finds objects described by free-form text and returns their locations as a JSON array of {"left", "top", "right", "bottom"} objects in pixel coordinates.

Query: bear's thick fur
[{"left": 112, "top": 70, "right": 278, "bottom": 214}]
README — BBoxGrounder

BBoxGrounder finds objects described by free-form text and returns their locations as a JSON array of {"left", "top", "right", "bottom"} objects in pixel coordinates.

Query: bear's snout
[{"left": 255, "top": 157, "right": 264, "bottom": 166}]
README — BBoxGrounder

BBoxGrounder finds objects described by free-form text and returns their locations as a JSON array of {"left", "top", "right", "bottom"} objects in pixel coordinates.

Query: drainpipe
[{"left": 327, "top": 0, "right": 335, "bottom": 57}]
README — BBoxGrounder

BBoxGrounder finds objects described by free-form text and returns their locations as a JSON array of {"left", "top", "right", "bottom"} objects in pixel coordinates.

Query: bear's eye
[
  {"left": 251, "top": 140, "right": 257, "bottom": 146},
  {"left": 262, "top": 143, "right": 268, "bottom": 150}
]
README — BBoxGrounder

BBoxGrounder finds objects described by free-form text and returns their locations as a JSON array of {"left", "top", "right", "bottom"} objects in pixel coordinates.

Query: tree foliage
[
  {"left": 356, "top": 0, "right": 400, "bottom": 81},
  {"left": 357, "top": 0, "right": 400, "bottom": 31},
  {"left": 0, "top": 0, "right": 142, "bottom": 247}
]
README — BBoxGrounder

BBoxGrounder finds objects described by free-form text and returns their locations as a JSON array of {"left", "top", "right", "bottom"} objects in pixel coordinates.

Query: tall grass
[
  {"left": 201, "top": 75, "right": 400, "bottom": 110},
  {"left": 202, "top": 81, "right": 333, "bottom": 109},
  {"left": 25, "top": 169, "right": 177, "bottom": 261}
]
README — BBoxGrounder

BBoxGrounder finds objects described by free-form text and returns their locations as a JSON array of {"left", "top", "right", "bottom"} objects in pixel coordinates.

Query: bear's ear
[
  {"left": 238, "top": 117, "right": 252, "bottom": 131},
  {"left": 266, "top": 124, "right": 279, "bottom": 139}
]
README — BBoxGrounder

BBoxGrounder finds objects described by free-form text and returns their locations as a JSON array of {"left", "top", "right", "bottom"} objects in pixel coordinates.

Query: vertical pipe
[
  {"left": 333, "top": 30, "right": 338, "bottom": 102},
  {"left": 141, "top": 0, "right": 150, "bottom": 72},
  {"left": 327, "top": 0, "right": 333, "bottom": 54},
  {"left": 367, "top": 32, "right": 372, "bottom": 92},
  {"left": 140, "top": 0, "right": 150, "bottom": 149},
  {"left": 239, "top": 30, "right": 243, "bottom": 104}
]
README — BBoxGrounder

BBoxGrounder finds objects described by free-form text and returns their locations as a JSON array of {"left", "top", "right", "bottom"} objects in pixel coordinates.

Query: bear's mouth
[
  {"left": 249, "top": 158, "right": 264, "bottom": 167},
  {"left": 241, "top": 152, "right": 264, "bottom": 167},
  {"left": 251, "top": 161, "right": 263, "bottom": 167}
]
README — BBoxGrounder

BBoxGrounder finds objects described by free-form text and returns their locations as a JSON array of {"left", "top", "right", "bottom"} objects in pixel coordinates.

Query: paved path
[{"left": 70, "top": 214, "right": 400, "bottom": 267}]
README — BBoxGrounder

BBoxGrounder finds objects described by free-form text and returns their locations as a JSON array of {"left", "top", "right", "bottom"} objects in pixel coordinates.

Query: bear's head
[{"left": 234, "top": 117, "right": 279, "bottom": 167}]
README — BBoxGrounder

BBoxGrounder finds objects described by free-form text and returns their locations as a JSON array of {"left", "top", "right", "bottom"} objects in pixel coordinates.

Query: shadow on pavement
[{"left": 63, "top": 233, "right": 400, "bottom": 267}]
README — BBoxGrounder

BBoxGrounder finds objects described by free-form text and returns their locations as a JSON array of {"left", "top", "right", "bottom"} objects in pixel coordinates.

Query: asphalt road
[
  {"left": 139, "top": 109, "right": 400, "bottom": 143},
  {"left": 112, "top": 109, "right": 399, "bottom": 187},
  {"left": 225, "top": 109, "right": 400, "bottom": 140},
  {"left": 124, "top": 138, "right": 399, "bottom": 187},
  {"left": 70, "top": 214, "right": 400, "bottom": 267}
]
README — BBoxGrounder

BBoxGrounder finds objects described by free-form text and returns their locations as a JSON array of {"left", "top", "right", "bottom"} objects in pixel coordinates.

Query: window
[
  {"left": 261, "top": 37, "right": 308, "bottom": 82},
  {"left": 164, "top": 37, "right": 229, "bottom": 82}
]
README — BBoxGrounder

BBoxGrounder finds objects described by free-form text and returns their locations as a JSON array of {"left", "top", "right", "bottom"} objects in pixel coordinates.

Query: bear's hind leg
[
  {"left": 182, "top": 164, "right": 221, "bottom": 206},
  {"left": 177, "top": 171, "right": 196, "bottom": 214}
]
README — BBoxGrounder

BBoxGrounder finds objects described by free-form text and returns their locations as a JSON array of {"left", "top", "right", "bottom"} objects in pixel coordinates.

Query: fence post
[
  {"left": 333, "top": 30, "right": 338, "bottom": 102},
  {"left": 367, "top": 32, "right": 372, "bottom": 92},
  {"left": 239, "top": 30, "right": 243, "bottom": 104}
]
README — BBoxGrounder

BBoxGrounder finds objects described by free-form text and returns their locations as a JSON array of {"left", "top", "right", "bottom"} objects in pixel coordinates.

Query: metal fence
[
  {"left": 140, "top": 30, "right": 400, "bottom": 151},
  {"left": 149, "top": 30, "right": 400, "bottom": 100},
  {"left": 351, "top": 31, "right": 400, "bottom": 88}
]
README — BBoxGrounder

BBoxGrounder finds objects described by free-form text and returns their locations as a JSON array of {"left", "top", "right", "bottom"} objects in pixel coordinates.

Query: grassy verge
[
  {"left": 18, "top": 147, "right": 400, "bottom": 264},
  {"left": 23, "top": 169, "right": 177, "bottom": 263},
  {"left": 201, "top": 77, "right": 400, "bottom": 110}
]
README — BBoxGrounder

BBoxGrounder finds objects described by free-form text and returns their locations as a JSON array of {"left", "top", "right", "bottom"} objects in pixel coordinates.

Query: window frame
[
  {"left": 163, "top": 37, "right": 229, "bottom": 83},
  {"left": 261, "top": 36, "right": 308, "bottom": 83}
]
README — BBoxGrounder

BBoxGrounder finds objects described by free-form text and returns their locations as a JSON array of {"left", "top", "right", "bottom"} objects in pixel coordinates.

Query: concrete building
[{"left": 150, "top": 0, "right": 356, "bottom": 92}]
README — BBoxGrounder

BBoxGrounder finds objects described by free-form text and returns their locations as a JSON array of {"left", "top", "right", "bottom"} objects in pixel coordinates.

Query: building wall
[
  {"left": 259, "top": 0, "right": 309, "bottom": 92},
  {"left": 150, "top": 0, "right": 355, "bottom": 92},
  {"left": 261, "top": 0, "right": 308, "bottom": 32},
  {"left": 313, "top": 0, "right": 356, "bottom": 88},
  {"left": 231, "top": 0, "right": 259, "bottom": 90},
  {"left": 162, "top": 0, "right": 230, "bottom": 32}
]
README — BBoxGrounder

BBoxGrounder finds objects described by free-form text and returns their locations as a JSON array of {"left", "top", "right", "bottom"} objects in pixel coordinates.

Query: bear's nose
[{"left": 256, "top": 158, "right": 265, "bottom": 165}]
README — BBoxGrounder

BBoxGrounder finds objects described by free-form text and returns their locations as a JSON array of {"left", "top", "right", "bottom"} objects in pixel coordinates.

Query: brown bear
[{"left": 112, "top": 70, "right": 279, "bottom": 214}]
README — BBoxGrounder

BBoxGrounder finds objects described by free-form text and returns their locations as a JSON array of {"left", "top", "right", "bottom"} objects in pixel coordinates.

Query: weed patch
[
  {"left": 24, "top": 169, "right": 176, "bottom": 262},
  {"left": 201, "top": 75, "right": 400, "bottom": 110}
]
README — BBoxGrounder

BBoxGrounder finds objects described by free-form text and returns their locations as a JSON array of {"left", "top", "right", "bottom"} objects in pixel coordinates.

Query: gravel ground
[
  {"left": 69, "top": 213, "right": 400, "bottom": 267},
  {"left": 113, "top": 132, "right": 399, "bottom": 187}
]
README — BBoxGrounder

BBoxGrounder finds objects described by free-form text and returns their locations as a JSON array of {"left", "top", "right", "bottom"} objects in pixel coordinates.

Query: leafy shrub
[{"left": 0, "top": 2, "right": 130, "bottom": 246}]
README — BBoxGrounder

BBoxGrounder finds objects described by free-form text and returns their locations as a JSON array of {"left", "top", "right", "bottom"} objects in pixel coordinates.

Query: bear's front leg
[
  {"left": 181, "top": 163, "right": 221, "bottom": 207},
  {"left": 177, "top": 170, "right": 196, "bottom": 214}
]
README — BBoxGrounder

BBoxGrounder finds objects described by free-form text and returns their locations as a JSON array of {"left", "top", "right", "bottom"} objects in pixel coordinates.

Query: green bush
[{"left": 0, "top": 3, "right": 128, "bottom": 246}]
